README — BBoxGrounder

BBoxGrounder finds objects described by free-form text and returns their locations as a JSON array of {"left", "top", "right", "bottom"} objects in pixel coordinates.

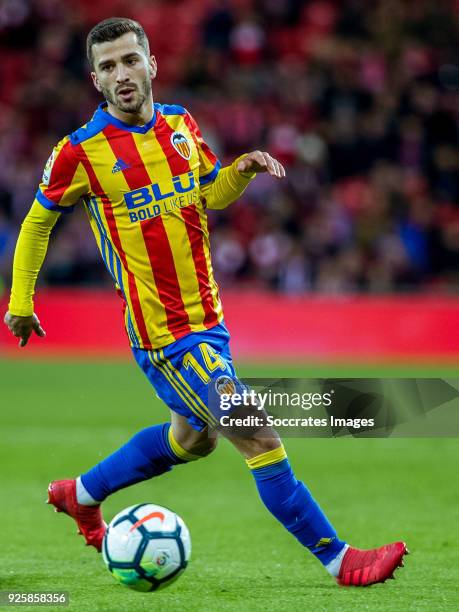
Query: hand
[
  {"left": 3, "top": 311, "right": 46, "bottom": 347},
  {"left": 236, "top": 151, "right": 286, "bottom": 179}
]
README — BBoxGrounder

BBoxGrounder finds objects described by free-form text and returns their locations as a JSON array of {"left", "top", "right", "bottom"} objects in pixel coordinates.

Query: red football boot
[
  {"left": 47, "top": 480, "right": 106, "bottom": 552},
  {"left": 337, "top": 541, "right": 408, "bottom": 586}
]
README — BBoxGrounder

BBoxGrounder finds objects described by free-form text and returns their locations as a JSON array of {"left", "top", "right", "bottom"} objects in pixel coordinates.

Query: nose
[{"left": 115, "top": 64, "right": 129, "bottom": 83}]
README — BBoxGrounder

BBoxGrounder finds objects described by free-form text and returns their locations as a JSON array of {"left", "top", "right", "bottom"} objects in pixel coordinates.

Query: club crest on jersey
[{"left": 171, "top": 131, "right": 191, "bottom": 160}]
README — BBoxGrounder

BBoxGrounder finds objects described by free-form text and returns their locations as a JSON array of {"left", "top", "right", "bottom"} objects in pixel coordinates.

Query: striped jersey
[{"left": 36, "top": 102, "right": 224, "bottom": 349}]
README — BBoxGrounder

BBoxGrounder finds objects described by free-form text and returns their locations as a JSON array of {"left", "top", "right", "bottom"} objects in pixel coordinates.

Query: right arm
[
  {"left": 4, "top": 201, "right": 60, "bottom": 346},
  {"left": 4, "top": 136, "right": 88, "bottom": 346}
]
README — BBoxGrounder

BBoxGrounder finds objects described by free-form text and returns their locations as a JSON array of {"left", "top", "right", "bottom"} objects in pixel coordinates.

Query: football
[{"left": 102, "top": 503, "right": 191, "bottom": 592}]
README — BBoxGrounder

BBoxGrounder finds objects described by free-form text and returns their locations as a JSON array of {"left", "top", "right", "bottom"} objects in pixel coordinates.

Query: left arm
[{"left": 202, "top": 151, "right": 286, "bottom": 210}]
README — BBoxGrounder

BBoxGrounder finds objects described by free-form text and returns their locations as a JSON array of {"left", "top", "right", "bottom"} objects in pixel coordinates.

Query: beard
[{"left": 102, "top": 77, "right": 152, "bottom": 114}]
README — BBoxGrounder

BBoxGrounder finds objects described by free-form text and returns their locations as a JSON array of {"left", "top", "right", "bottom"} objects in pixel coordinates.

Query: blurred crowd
[{"left": 1, "top": 0, "right": 459, "bottom": 295}]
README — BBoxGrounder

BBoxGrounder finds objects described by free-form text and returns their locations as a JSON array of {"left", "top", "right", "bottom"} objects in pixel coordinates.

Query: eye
[{"left": 127, "top": 58, "right": 137, "bottom": 65}]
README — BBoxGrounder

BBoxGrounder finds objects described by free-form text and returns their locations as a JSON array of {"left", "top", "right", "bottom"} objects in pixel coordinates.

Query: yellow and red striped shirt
[{"left": 36, "top": 103, "right": 225, "bottom": 349}]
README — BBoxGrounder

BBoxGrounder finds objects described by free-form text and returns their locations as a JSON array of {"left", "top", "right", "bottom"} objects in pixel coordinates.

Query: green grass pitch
[{"left": 1, "top": 358, "right": 458, "bottom": 611}]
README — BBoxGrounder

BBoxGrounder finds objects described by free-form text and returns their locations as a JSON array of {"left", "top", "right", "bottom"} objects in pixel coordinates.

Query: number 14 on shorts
[{"left": 183, "top": 343, "right": 226, "bottom": 384}]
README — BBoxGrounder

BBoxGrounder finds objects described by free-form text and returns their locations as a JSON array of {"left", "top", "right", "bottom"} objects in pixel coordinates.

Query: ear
[
  {"left": 149, "top": 55, "right": 157, "bottom": 80},
  {"left": 91, "top": 71, "right": 102, "bottom": 93}
]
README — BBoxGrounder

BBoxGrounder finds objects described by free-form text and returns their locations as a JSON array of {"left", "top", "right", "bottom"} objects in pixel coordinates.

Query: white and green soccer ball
[{"left": 102, "top": 503, "right": 191, "bottom": 592}]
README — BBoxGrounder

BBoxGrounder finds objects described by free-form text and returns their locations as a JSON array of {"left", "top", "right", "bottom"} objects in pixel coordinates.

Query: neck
[{"left": 105, "top": 96, "right": 154, "bottom": 126}]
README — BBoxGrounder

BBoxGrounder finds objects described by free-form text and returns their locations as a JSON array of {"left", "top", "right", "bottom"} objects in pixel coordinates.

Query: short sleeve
[
  {"left": 35, "top": 136, "right": 89, "bottom": 213},
  {"left": 183, "top": 111, "right": 221, "bottom": 186}
]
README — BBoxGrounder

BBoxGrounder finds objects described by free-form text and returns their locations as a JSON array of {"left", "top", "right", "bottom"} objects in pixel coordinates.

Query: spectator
[{"left": 1, "top": 0, "right": 459, "bottom": 294}]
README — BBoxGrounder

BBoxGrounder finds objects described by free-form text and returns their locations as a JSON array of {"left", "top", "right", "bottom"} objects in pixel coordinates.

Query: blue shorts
[{"left": 132, "top": 322, "right": 237, "bottom": 431}]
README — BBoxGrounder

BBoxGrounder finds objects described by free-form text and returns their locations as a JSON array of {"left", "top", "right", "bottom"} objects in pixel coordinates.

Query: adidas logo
[{"left": 112, "top": 158, "right": 131, "bottom": 173}]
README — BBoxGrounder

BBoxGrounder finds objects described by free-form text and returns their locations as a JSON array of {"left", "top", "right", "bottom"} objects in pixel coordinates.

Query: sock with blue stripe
[
  {"left": 79, "top": 423, "right": 197, "bottom": 502},
  {"left": 247, "top": 446, "right": 346, "bottom": 567}
]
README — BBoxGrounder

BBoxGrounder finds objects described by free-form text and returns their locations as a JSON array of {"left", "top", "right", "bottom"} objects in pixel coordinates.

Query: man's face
[{"left": 91, "top": 32, "right": 156, "bottom": 114}]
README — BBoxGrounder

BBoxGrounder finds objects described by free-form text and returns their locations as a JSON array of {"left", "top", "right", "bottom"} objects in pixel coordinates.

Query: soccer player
[{"left": 4, "top": 18, "right": 407, "bottom": 586}]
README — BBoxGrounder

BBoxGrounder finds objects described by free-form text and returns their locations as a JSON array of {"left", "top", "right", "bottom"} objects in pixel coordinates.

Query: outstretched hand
[
  {"left": 237, "top": 151, "right": 286, "bottom": 179},
  {"left": 3, "top": 311, "right": 46, "bottom": 347}
]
